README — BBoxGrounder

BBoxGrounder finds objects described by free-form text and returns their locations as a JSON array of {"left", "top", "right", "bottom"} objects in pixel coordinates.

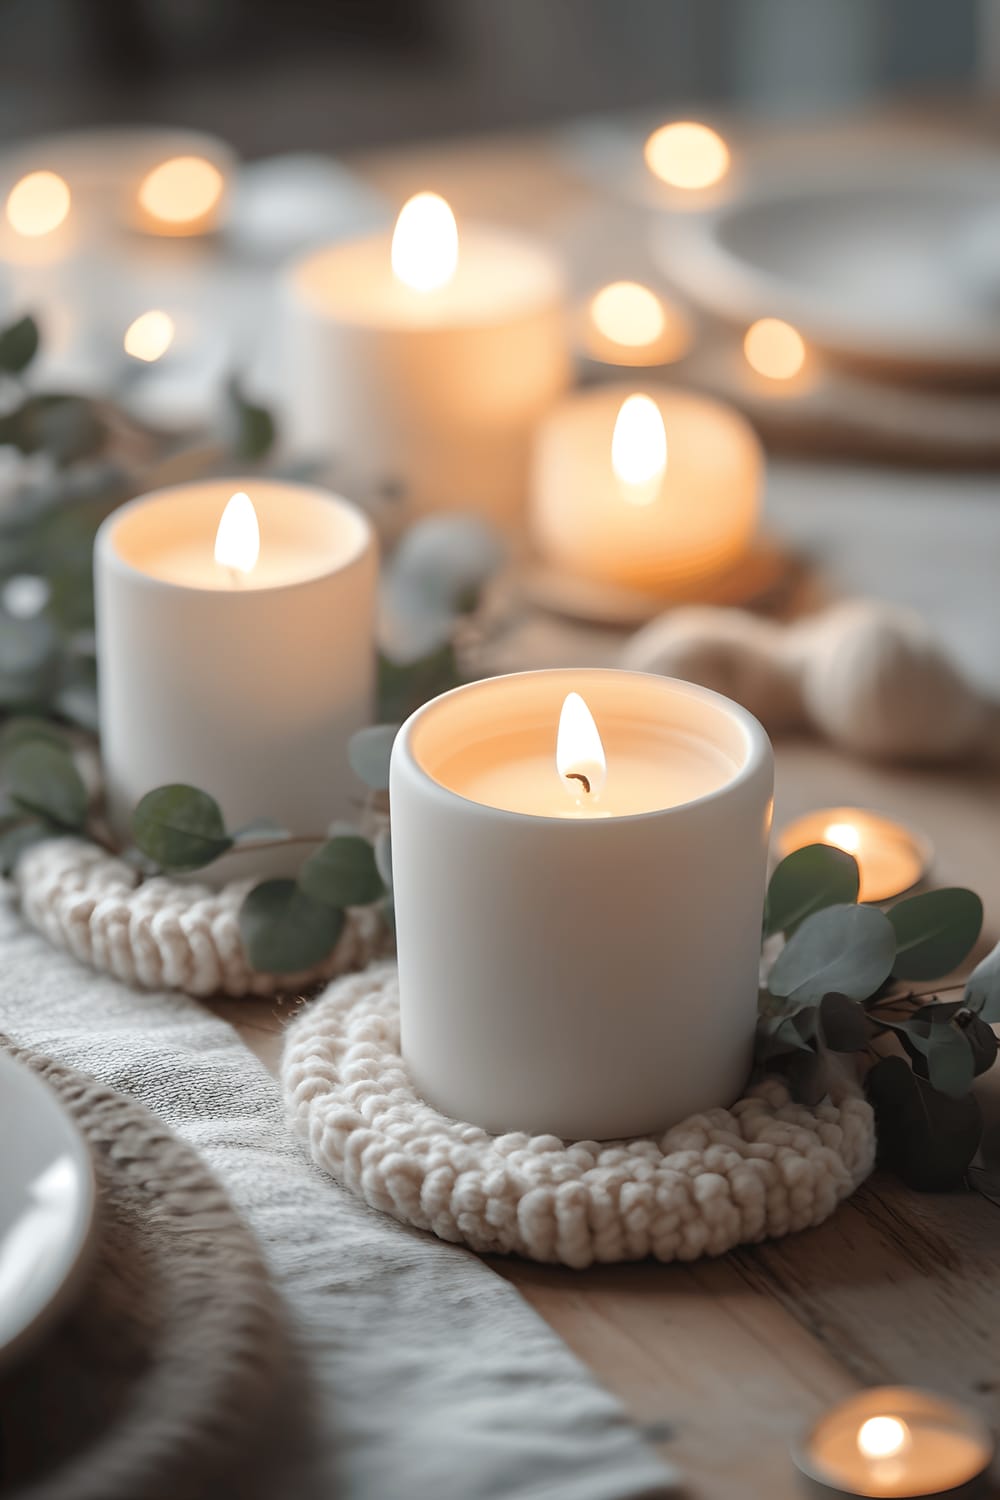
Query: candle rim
[
  {"left": 393, "top": 668, "right": 772, "bottom": 826},
  {"left": 97, "top": 478, "right": 374, "bottom": 597}
]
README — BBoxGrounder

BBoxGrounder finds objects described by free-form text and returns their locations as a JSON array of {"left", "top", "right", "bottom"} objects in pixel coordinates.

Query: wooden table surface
[{"left": 212, "top": 126, "right": 1000, "bottom": 1499}]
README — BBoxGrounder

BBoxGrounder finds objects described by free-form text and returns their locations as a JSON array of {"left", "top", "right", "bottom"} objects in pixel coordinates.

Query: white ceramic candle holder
[{"left": 390, "top": 669, "right": 773, "bottom": 1141}]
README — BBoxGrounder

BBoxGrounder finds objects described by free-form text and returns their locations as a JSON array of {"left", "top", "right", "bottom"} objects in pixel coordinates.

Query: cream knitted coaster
[
  {"left": 283, "top": 963, "right": 876, "bottom": 1268},
  {"left": 15, "top": 836, "right": 385, "bottom": 998}
]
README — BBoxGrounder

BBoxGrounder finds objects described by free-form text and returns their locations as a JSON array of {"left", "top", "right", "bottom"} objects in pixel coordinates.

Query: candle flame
[
  {"left": 391, "top": 192, "right": 458, "bottom": 292},
  {"left": 138, "top": 156, "right": 223, "bottom": 229},
  {"left": 857, "top": 1417, "right": 910, "bottom": 1461},
  {"left": 6, "top": 170, "right": 71, "bottom": 237},
  {"left": 214, "top": 492, "right": 260, "bottom": 577},
  {"left": 557, "top": 692, "right": 607, "bottom": 803},
  {"left": 744, "top": 318, "right": 806, "bottom": 380},
  {"left": 123, "top": 309, "right": 175, "bottom": 363},
  {"left": 611, "top": 394, "right": 667, "bottom": 505},
  {"left": 591, "top": 281, "right": 666, "bottom": 349},
  {"left": 823, "top": 821, "right": 861, "bottom": 854},
  {"left": 644, "top": 121, "right": 730, "bottom": 190}
]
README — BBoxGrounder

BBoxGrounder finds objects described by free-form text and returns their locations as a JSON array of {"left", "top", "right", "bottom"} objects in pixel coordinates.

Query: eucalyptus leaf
[
  {"left": 5, "top": 740, "right": 87, "bottom": 828},
  {"left": 958, "top": 1011, "right": 998, "bottom": 1078},
  {"left": 348, "top": 724, "right": 398, "bottom": 791},
  {"left": 298, "top": 835, "right": 384, "bottom": 908},
  {"left": 889, "top": 888, "right": 983, "bottom": 981},
  {"left": 0, "top": 819, "right": 52, "bottom": 876},
  {"left": 377, "top": 642, "right": 460, "bottom": 723},
  {"left": 227, "top": 377, "right": 276, "bottom": 461},
  {"left": 819, "top": 992, "right": 870, "bottom": 1053},
  {"left": 866, "top": 1055, "right": 981, "bottom": 1191},
  {"left": 780, "top": 1047, "right": 828, "bottom": 1107},
  {"left": 388, "top": 515, "right": 505, "bottom": 617},
  {"left": 964, "top": 940, "right": 1000, "bottom": 1023},
  {"left": 0, "top": 716, "right": 70, "bottom": 755},
  {"left": 756, "top": 1007, "right": 816, "bottom": 1061},
  {"left": 767, "top": 903, "right": 896, "bottom": 1005},
  {"left": 763, "top": 844, "right": 860, "bottom": 938},
  {"left": 0, "top": 314, "right": 39, "bottom": 374},
  {"left": 239, "top": 879, "right": 344, "bottom": 973},
  {"left": 131, "top": 785, "right": 232, "bottom": 871}
]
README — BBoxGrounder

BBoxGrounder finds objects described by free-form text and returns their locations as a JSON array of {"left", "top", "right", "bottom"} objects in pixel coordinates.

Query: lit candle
[
  {"left": 794, "top": 1387, "right": 994, "bottom": 1497},
  {"left": 580, "top": 279, "right": 693, "bottom": 368},
  {"left": 390, "top": 669, "right": 773, "bottom": 1140},
  {"left": 279, "top": 191, "right": 570, "bottom": 525},
  {"left": 776, "top": 808, "right": 931, "bottom": 904},
  {"left": 95, "top": 480, "right": 376, "bottom": 856},
  {"left": 530, "top": 382, "right": 763, "bottom": 596}
]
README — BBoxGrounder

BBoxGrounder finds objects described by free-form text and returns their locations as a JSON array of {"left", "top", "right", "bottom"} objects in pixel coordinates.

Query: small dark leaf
[
  {"left": 886, "top": 1015, "right": 975, "bottom": 1098},
  {"left": 763, "top": 844, "right": 860, "bottom": 938},
  {"left": 348, "top": 724, "right": 398, "bottom": 791},
  {"left": 298, "top": 835, "right": 384, "bottom": 908},
  {"left": 377, "top": 642, "right": 460, "bottom": 723},
  {"left": 958, "top": 1011, "right": 998, "bottom": 1078},
  {"left": 778, "top": 1048, "right": 827, "bottom": 1107},
  {"left": 5, "top": 740, "right": 87, "bottom": 828},
  {"left": 965, "top": 940, "right": 1000, "bottom": 1023},
  {"left": 768, "top": 903, "right": 896, "bottom": 1005},
  {"left": 0, "top": 819, "right": 52, "bottom": 875},
  {"left": 756, "top": 1007, "right": 817, "bottom": 1061},
  {"left": 131, "top": 784, "right": 232, "bottom": 871},
  {"left": 0, "top": 716, "right": 70, "bottom": 755},
  {"left": 239, "top": 879, "right": 344, "bottom": 973},
  {"left": 227, "top": 377, "right": 277, "bottom": 461},
  {"left": 0, "top": 314, "right": 39, "bottom": 374},
  {"left": 888, "top": 888, "right": 983, "bottom": 981},
  {"left": 866, "top": 1055, "right": 981, "bottom": 1191},
  {"left": 819, "top": 992, "right": 870, "bottom": 1053}
]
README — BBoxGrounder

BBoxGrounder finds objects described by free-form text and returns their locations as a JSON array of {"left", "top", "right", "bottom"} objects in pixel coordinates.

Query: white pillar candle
[
  {"left": 390, "top": 669, "right": 773, "bottom": 1141},
  {"left": 530, "top": 382, "right": 763, "bottom": 594},
  {"left": 95, "top": 479, "right": 376, "bottom": 844},
  {"left": 280, "top": 192, "right": 570, "bottom": 526}
]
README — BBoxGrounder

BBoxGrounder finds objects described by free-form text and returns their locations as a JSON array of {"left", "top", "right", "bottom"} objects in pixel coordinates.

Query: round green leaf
[
  {"left": 767, "top": 903, "right": 896, "bottom": 1005},
  {"left": 239, "top": 879, "right": 344, "bottom": 973},
  {"left": 893, "top": 1017, "right": 975, "bottom": 1099},
  {"left": 5, "top": 740, "right": 87, "bottom": 828},
  {"left": 0, "top": 314, "right": 39, "bottom": 374},
  {"left": 958, "top": 1012, "right": 998, "bottom": 1079},
  {"left": 763, "top": 843, "right": 860, "bottom": 937},
  {"left": 348, "top": 724, "right": 398, "bottom": 790},
  {"left": 818, "top": 992, "right": 870, "bottom": 1053},
  {"left": 963, "top": 938, "right": 1000, "bottom": 1023},
  {"left": 0, "top": 716, "right": 71, "bottom": 756},
  {"left": 866, "top": 1055, "right": 981, "bottom": 1191},
  {"left": 889, "top": 888, "right": 983, "bottom": 981},
  {"left": 298, "top": 835, "right": 384, "bottom": 908},
  {"left": 131, "top": 784, "right": 232, "bottom": 871}
]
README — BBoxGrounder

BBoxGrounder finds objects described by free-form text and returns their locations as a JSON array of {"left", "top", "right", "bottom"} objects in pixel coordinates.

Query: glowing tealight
[
  {"left": 744, "top": 318, "right": 806, "bottom": 380},
  {"left": 6, "top": 170, "right": 71, "bottom": 237},
  {"left": 857, "top": 1416, "right": 910, "bottom": 1462},
  {"left": 214, "top": 491, "right": 260, "bottom": 578},
  {"left": 138, "top": 155, "right": 223, "bottom": 229},
  {"left": 391, "top": 192, "right": 459, "bottom": 293},
  {"left": 823, "top": 821, "right": 861, "bottom": 855},
  {"left": 556, "top": 692, "right": 607, "bottom": 804},
  {"left": 644, "top": 122, "right": 730, "bottom": 190},
  {"left": 123, "top": 309, "right": 175, "bottom": 363},
  {"left": 590, "top": 281, "right": 666, "bottom": 348},
  {"left": 611, "top": 394, "right": 667, "bottom": 506}
]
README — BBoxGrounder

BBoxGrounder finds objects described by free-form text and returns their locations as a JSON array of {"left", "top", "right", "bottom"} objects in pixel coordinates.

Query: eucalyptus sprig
[{"left": 758, "top": 843, "right": 999, "bottom": 1193}]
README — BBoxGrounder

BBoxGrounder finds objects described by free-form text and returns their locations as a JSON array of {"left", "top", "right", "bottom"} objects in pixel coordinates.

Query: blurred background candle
[
  {"left": 279, "top": 190, "right": 570, "bottom": 526},
  {"left": 579, "top": 279, "right": 694, "bottom": 369},
  {"left": 95, "top": 479, "right": 376, "bottom": 847},
  {"left": 776, "top": 807, "right": 931, "bottom": 903},
  {"left": 531, "top": 382, "right": 763, "bottom": 595},
  {"left": 391, "top": 669, "right": 772, "bottom": 1140}
]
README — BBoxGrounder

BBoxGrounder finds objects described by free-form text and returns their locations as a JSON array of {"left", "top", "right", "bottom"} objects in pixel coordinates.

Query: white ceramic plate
[
  {"left": 0, "top": 1050, "right": 95, "bottom": 1366},
  {"left": 652, "top": 148, "right": 1000, "bottom": 378}
]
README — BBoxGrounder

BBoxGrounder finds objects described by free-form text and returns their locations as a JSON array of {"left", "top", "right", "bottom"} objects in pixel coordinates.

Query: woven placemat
[
  {"left": 0, "top": 1039, "right": 297, "bottom": 1500},
  {"left": 282, "top": 964, "right": 876, "bottom": 1269}
]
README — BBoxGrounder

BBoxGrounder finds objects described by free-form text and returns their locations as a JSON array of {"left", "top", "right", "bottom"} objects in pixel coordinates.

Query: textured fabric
[
  {"left": 283, "top": 965, "right": 876, "bottom": 1268},
  {"left": 0, "top": 895, "right": 675, "bottom": 1500},
  {"left": 15, "top": 837, "right": 386, "bottom": 998}
]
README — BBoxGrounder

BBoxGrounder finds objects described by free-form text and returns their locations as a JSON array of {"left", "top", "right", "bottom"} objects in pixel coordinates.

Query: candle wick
[
  {"left": 566, "top": 772, "right": 591, "bottom": 795},
  {"left": 228, "top": 566, "right": 243, "bottom": 589}
]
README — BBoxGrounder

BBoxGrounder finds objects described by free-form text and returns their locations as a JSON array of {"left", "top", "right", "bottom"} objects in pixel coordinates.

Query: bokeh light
[
  {"left": 590, "top": 282, "right": 666, "bottom": 348},
  {"left": 743, "top": 317, "right": 807, "bottom": 380},
  {"left": 644, "top": 122, "right": 730, "bottom": 190},
  {"left": 6, "top": 170, "right": 71, "bottom": 237},
  {"left": 123, "top": 310, "right": 176, "bottom": 362},
  {"left": 137, "top": 156, "right": 224, "bottom": 229}
]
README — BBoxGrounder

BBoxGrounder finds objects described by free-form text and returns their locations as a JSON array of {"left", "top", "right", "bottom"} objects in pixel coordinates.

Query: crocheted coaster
[
  {"left": 283, "top": 964, "right": 876, "bottom": 1268},
  {"left": 15, "top": 836, "right": 385, "bottom": 998},
  {"left": 0, "top": 1038, "right": 291, "bottom": 1500}
]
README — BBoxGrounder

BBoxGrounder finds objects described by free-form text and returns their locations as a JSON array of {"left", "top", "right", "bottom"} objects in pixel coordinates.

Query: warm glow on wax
[
  {"left": 857, "top": 1416, "right": 910, "bottom": 1461},
  {"left": 644, "top": 122, "right": 730, "bottom": 190},
  {"left": 214, "top": 492, "right": 260, "bottom": 577},
  {"left": 123, "top": 309, "right": 175, "bottom": 362},
  {"left": 391, "top": 192, "right": 459, "bottom": 292},
  {"left": 138, "top": 156, "right": 223, "bottom": 228},
  {"left": 611, "top": 394, "right": 667, "bottom": 505},
  {"left": 744, "top": 318, "right": 807, "bottom": 380},
  {"left": 6, "top": 170, "right": 71, "bottom": 236},
  {"left": 823, "top": 821, "right": 861, "bottom": 854},
  {"left": 556, "top": 692, "right": 607, "bottom": 803},
  {"left": 590, "top": 281, "right": 666, "bottom": 348}
]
